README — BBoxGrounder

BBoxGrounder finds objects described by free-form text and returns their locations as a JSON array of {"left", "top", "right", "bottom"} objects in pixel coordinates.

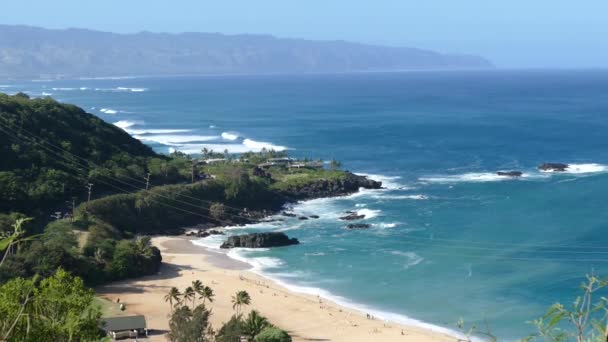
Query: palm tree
[
  {"left": 191, "top": 280, "right": 203, "bottom": 306},
  {"left": 184, "top": 286, "right": 196, "bottom": 307},
  {"left": 134, "top": 236, "right": 152, "bottom": 257},
  {"left": 164, "top": 287, "right": 182, "bottom": 311},
  {"left": 243, "top": 310, "right": 271, "bottom": 340},
  {"left": 231, "top": 290, "right": 251, "bottom": 317},
  {"left": 200, "top": 286, "right": 215, "bottom": 305}
]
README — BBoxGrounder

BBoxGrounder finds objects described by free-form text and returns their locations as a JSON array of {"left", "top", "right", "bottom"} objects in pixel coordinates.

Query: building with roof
[{"left": 101, "top": 315, "right": 148, "bottom": 340}]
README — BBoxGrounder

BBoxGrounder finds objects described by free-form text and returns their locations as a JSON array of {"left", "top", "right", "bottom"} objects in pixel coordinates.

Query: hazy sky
[{"left": 2, "top": 0, "right": 607, "bottom": 68}]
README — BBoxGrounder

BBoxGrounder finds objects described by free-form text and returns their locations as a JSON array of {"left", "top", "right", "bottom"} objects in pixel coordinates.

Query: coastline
[{"left": 98, "top": 236, "right": 460, "bottom": 342}]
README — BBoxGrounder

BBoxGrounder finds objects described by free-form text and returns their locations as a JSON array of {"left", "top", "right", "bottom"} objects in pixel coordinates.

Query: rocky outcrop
[
  {"left": 346, "top": 223, "right": 371, "bottom": 229},
  {"left": 220, "top": 232, "right": 300, "bottom": 249},
  {"left": 281, "top": 172, "right": 382, "bottom": 200},
  {"left": 282, "top": 212, "right": 297, "bottom": 217},
  {"left": 340, "top": 212, "right": 365, "bottom": 221},
  {"left": 497, "top": 171, "right": 523, "bottom": 177},
  {"left": 539, "top": 163, "right": 569, "bottom": 172},
  {"left": 309, "top": 215, "right": 320, "bottom": 219},
  {"left": 298, "top": 216, "right": 309, "bottom": 220}
]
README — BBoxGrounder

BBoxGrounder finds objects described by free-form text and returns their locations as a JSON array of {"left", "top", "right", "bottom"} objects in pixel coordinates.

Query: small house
[{"left": 101, "top": 315, "right": 148, "bottom": 340}]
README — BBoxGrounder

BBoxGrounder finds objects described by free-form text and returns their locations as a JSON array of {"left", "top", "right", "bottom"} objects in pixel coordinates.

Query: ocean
[{"left": 5, "top": 70, "right": 608, "bottom": 340}]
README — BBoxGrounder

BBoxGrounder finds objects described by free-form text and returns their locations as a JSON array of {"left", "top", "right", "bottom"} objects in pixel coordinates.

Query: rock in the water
[
  {"left": 220, "top": 232, "right": 300, "bottom": 249},
  {"left": 497, "top": 171, "right": 523, "bottom": 177},
  {"left": 298, "top": 216, "right": 309, "bottom": 220},
  {"left": 340, "top": 213, "right": 365, "bottom": 221},
  {"left": 346, "top": 223, "right": 371, "bottom": 229},
  {"left": 539, "top": 163, "right": 569, "bottom": 172},
  {"left": 309, "top": 215, "right": 320, "bottom": 219},
  {"left": 282, "top": 212, "right": 297, "bottom": 217},
  {"left": 198, "top": 229, "right": 225, "bottom": 238}
]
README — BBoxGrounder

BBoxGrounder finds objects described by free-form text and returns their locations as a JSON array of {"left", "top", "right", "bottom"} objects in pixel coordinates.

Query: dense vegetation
[
  {"left": 0, "top": 269, "right": 103, "bottom": 341},
  {"left": 0, "top": 93, "right": 367, "bottom": 286}
]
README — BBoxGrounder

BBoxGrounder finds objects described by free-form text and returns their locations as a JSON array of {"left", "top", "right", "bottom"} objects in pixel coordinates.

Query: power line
[
  {"left": 0, "top": 124, "right": 235, "bottom": 225},
  {"left": 0, "top": 118, "right": 260, "bottom": 222}
]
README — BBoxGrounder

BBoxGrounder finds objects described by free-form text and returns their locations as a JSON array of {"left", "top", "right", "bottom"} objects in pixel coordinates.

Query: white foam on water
[
  {"left": 113, "top": 120, "right": 143, "bottom": 129},
  {"left": 374, "top": 222, "right": 399, "bottom": 229},
  {"left": 51, "top": 87, "right": 77, "bottom": 91},
  {"left": 563, "top": 163, "right": 607, "bottom": 174},
  {"left": 372, "top": 194, "right": 428, "bottom": 200},
  {"left": 355, "top": 173, "right": 408, "bottom": 190},
  {"left": 100, "top": 108, "right": 118, "bottom": 114},
  {"left": 94, "top": 87, "right": 148, "bottom": 92},
  {"left": 420, "top": 172, "right": 522, "bottom": 183},
  {"left": 226, "top": 249, "right": 284, "bottom": 271},
  {"left": 192, "top": 235, "right": 225, "bottom": 250},
  {"left": 209, "top": 125, "right": 217, "bottom": 129},
  {"left": 355, "top": 203, "right": 367, "bottom": 207},
  {"left": 390, "top": 251, "right": 424, "bottom": 269},
  {"left": 134, "top": 134, "right": 219, "bottom": 145},
  {"left": 356, "top": 208, "right": 381, "bottom": 220},
  {"left": 221, "top": 132, "right": 239, "bottom": 140},
  {"left": 168, "top": 139, "right": 289, "bottom": 154},
  {"left": 41, "top": 92, "right": 53, "bottom": 96},
  {"left": 243, "top": 138, "right": 287, "bottom": 151}
]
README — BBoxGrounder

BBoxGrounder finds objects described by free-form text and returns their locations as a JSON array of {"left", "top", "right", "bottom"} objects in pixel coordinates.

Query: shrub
[{"left": 255, "top": 327, "right": 292, "bottom": 342}]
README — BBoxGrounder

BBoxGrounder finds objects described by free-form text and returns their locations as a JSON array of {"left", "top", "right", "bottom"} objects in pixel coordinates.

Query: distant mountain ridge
[{"left": 0, "top": 25, "right": 492, "bottom": 79}]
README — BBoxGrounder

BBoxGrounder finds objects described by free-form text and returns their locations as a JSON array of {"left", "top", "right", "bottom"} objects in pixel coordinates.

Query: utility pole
[
  {"left": 191, "top": 161, "right": 196, "bottom": 183},
  {"left": 66, "top": 198, "right": 76, "bottom": 222},
  {"left": 144, "top": 172, "right": 151, "bottom": 190},
  {"left": 86, "top": 183, "right": 93, "bottom": 202}
]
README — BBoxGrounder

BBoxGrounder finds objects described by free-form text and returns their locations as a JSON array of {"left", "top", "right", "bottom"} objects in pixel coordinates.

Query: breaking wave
[
  {"left": 134, "top": 134, "right": 219, "bottom": 145},
  {"left": 221, "top": 132, "right": 239, "bottom": 140},
  {"left": 243, "top": 139, "right": 287, "bottom": 151}
]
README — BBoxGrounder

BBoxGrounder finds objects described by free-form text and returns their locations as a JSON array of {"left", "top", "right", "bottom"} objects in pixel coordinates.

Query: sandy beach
[{"left": 98, "top": 236, "right": 459, "bottom": 342}]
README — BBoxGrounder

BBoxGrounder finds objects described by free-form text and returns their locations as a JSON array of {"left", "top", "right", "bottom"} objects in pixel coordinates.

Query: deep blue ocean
[{"left": 5, "top": 70, "right": 608, "bottom": 340}]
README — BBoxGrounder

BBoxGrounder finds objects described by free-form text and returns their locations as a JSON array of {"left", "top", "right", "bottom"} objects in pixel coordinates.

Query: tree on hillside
[{"left": 0, "top": 268, "right": 101, "bottom": 341}]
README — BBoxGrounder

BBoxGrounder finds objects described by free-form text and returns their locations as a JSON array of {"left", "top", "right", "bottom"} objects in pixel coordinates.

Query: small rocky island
[
  {"left": 539, "top": 163, "right": 569, "bottom": 172},
  {"left": 220, "top": 232, "right": 300, "bottom": 249}
]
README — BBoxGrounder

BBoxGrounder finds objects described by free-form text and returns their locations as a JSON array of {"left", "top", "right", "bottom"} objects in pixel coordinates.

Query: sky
[{"left": 2, "top": 0, "right": 607, "bottom": 68}]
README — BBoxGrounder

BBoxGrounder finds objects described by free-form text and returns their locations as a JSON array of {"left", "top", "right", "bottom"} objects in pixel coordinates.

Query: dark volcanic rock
[
  {"left": 220, "top": 232, "right": 300, "bottom": 249},
  {"left": 539, "top": 163, "right": 569, "bottom": 172},
  {"left": 346, "top": 223, "right": 371, "bottom": 229},
  {"left": 497, "top": 171, "right": 523, "bottom": 177},
  {"left": 340, "top": 213, "right": 365, "bottom": 221},
  {"left": 309, "top": 215, "right": 320, "bottom": 219},
  {"left": 281, "top": 172, "right": 382, "bottom": 200},
  {"left": 198, "top": 229, "right": 225, "bottom": 238},
  {"left": 282, "top": 212, "right": 297, "bottom": 217},
  {"left": 298, "top": 216, "right": 309, "bottom": 220}
]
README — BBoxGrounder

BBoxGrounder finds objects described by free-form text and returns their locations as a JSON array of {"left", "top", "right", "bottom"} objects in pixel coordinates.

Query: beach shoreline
[{"left": 98, "top": 236, "right": 460, "bottom": 342}]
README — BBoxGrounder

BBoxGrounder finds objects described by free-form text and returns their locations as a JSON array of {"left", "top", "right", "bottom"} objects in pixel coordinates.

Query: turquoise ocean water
[{"left": 5, "top": 70, "right": 608, "bottom": 340}]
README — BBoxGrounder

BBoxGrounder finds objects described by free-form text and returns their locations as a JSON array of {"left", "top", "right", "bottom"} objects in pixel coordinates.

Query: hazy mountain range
[{"left": 0, "top": 25, "right": 492, "bottom": 79}]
